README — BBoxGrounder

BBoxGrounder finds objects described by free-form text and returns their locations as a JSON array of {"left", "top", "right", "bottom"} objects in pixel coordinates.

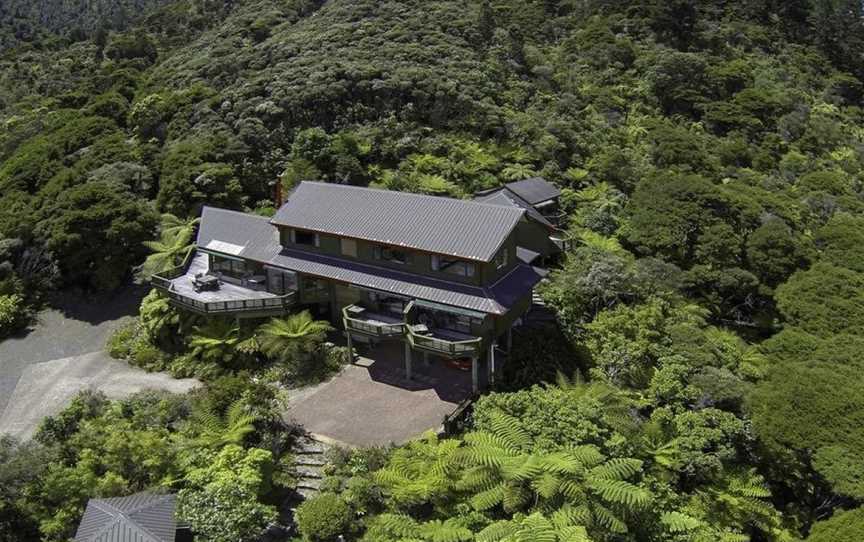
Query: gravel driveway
[{"left": 0, "top": 286, "right": 198, "bottom": 439}]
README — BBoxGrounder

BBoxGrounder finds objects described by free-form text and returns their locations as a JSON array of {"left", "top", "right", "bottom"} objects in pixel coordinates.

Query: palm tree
[
  {"left": 188, "top": 398, "right": 257, "bottom": 450},
  {"left": 188, "top": 319, "right": 243, "bottom": 366},
  {"left": 501, "top": 163, "right": 538, "bottom": 181},
  {"left": 140, "top": 213, "right": 199, "bottom": 279},
  {"left": 456, "top": 411, "right": 651, "bottom": 534},
  {"left": 256, "top": 311, "right": 333, "bottom": 371}
]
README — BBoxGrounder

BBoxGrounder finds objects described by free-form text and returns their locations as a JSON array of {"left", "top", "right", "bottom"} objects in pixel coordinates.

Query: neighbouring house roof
[
  {"left": 196, "top": 206, "right": 542, "bottom": 315},
  {"left": 473, "top": 188, "right": 555, "bottom": 229},
  {"left": 74, "top": 492, "right": 177, "bottom": 542},
  {"left": 270, "top": 182, "right": 525, "bottom": 262},
  {"left": 503, "top": 177, "right": 562, "bottom": 205}
]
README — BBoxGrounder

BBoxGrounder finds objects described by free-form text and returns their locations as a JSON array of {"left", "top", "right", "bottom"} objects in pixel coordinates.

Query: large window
[
  {"left": 210, "top": 255, "right": 246, "bottom": 278},
  {"left": 373, "top": 245, "right": 410, "bottom": 265},
  {"left": 292, "top": 229, "right": 319, "bottom": 247},
  {"left": 341, "top": 238, "right": 358, "bottom": 257},
  {"left": 431, "top": 254, "right": 475, "bottom": 277}
]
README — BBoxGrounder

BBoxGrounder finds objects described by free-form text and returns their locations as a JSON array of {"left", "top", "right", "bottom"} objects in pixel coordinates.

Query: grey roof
[
  {"left": 270, "top": 248, "right": 542, "bottom": 315},
  {"left": 504, "top": 177, "right": 561, "bottom": 205},
  {"left": 474, "top": 188, "right": 555, "bottom": 229},
  {"left": 271, "top": 182, "right": 524, "bottom": 262},
  {"left": 195, "top": 207, "right": 542, "bottom": 315},
  {"left": 75, "top": 492, "right": 177, "bottom": 542},
  {"left": 516, "top": 246, "right": 541, "bottom": 264}
]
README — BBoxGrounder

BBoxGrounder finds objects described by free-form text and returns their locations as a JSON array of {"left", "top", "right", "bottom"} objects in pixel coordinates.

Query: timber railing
[
  {"left": 406, "top": 326, "right": 482, "bottom": 358},
  {"left": 342, "top": 305, "right": 406, "bottom": 338},
  {"left": 163, "top": 289, "right": 296, "bottom": 315},
  {"left": 442, "top": 394, "right": 478, "bottom": 436}
]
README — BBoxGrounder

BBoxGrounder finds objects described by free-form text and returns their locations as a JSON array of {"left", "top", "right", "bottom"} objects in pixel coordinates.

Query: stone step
[
  {"left": 294, "top": 456, "right": 327, "bottom": 467},
  {"left": 297, "top": 478, "right": 323, "bottom": 490},
  {"left": 297, "top": 486, "right": 319, "bottom": 499},
  {"left": 294, "top": 465, "right": 323, "bottom": 479}
]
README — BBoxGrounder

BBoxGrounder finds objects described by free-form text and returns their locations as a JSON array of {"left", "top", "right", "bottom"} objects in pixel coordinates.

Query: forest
[{"left": 1, "top": 0, "right": 864, "bottom": 540}]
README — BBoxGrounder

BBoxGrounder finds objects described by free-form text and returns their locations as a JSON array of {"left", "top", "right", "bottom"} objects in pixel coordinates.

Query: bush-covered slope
[{"left": 1, "top": 0, "right": 864, "bottom": 540}]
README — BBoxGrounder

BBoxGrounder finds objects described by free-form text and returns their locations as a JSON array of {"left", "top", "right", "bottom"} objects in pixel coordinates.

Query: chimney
[{"left": 274, "top": 179, "right": 284, "bottom": 207}]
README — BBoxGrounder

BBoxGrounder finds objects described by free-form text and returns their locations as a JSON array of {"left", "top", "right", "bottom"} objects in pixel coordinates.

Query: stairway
[{"left": 292, "top": 434, "right": 329, "bottom": 499}]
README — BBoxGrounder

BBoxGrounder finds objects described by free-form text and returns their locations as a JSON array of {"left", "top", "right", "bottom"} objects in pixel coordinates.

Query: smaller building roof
[
  {"left": 75, "top": 492, "right": 177, "bottom": 542},
  {"left": 474, "top": 188, "right": 555, "bottom": 229},
  {"left": 503, "top": 177, "right": 561, "bottom": 205},
  {"left": 271, "top": 182, "right": 524, "bottom": 262}
]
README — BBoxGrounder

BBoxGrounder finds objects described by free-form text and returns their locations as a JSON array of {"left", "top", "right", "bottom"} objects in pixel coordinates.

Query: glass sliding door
[{"left": 266, "top": 267, "right": 298, "bottom": 294}]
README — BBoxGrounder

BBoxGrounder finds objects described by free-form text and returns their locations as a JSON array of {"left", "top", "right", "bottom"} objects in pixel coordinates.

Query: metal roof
[
  {"left": 474, "top": 188, "right": 555, "bottom": 229},
  {"left": 504, "top": 177, "right": 562, "bottom": 205},
  {"left": 516, "top": 246, "right": 541, "bottom": 264},
  {"left": 195, "top": 207, "right": 542, "bottom": 315},
  {"left": 74, "top": 492, "right": 177, "bottom": 542},
  {"left": 269, "top": 248, "right": 542, "bottom": 315},
  {"left": 270, "top": 182, "right": 524, "bottom": 262}
]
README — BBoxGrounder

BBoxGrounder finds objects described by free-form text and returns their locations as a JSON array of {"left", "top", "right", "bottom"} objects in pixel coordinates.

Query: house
[
  {"left": 74, "top": 492, "right": 192, "bottom": 542},
  {"left": 152, "top": 181, "right": 548, "bottom": 392},
  {"left": 473, "top": 177, "right": 566, "bottom": 264}
]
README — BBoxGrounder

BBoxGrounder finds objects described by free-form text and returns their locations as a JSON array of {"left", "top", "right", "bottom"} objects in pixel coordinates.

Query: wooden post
[
  {"left": 404, "top": 341, "right": 413, "bottom": 380},
  {"left": 506, "top": 326, "right": 513, "bottom": 353},
  {"left": 423, "top": 350, "right": 429, "bottom": 366},
  {"left": 488, "top": 342, "right": 496, "bottom": 386},
  {"left": 346, "top": 330, "right": 354, "bottom": 364},
  {"left": 472, "top": 355, "right": 479, "bottom": 393}
]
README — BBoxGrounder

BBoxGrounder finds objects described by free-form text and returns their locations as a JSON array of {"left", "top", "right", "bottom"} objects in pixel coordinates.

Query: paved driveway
[
  {"left": 0, "top": 286, "right": 198, "bottom": 439},
  {"left": 287, "top": 341, "right": 472, "bottom": 447}
]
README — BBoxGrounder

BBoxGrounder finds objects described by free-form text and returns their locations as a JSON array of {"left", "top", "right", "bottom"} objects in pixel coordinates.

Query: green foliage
[
  {"left": 806, "top": 507, "right": 864, "bottom": 542},
  {"left": 295, "top": 493, "right": 354, "bottom": 542},
  {"left": 177, "top": 445, "right": 277, "bottom": 541},
  {"left": 256, "top": 310, "right": 333, "bottom": 379},
  {"left": 0, "top": 293, "right": 25, "bottom": 337}
]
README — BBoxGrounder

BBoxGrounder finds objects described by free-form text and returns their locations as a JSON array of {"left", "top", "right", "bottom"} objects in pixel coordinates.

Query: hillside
[{"left": 1, "top": 0, "right": 864, "bottom": 540}]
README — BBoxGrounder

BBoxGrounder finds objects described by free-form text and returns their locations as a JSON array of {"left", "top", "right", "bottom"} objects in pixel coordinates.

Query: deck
[{"left": 152, "top": 253, "right": 295, "bottom": 316}]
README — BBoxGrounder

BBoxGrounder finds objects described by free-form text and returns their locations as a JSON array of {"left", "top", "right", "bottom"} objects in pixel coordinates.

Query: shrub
[
  {"left": 0, "top": 293, "right": 24, "bottom": 337},
  {"left": 295, "top": 493, "right": 354, "bottom": 542},
  {"left": 807, "top": 507, "right": 864, "bottom": 542}
]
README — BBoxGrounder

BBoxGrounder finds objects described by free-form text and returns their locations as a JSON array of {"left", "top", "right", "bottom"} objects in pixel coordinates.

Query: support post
[
  {"left": 404, "top": 341, "right": 413, "bottom": 380},
  {"left": 346, "top": 330, "right": 354, "bottom": 364},
  {"left": 423, "top": 350, "right": 429, "bottom": 366},
  {"left": 488, "top": 342, "right": 496, "bottom": 387},
  {"left": 506, "top": 326, "right": 513, "bottom": 353},
  {"left": 472, "top": 355, "right": 479, "bottom": 393}
]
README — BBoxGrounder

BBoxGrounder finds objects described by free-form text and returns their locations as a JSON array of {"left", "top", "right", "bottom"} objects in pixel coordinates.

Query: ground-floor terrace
[{"left": 286, "top": 340, "right": 482, "bottom": 446}]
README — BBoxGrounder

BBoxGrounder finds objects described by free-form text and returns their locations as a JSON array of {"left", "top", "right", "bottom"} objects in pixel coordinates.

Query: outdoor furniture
[
  {"left": 192, "top": 274, "right": 220, "bottom": 293},
  {"left": 346, "top": 305, "right": 366, "bottom": 316},
  {"left": 246, "top": 274, "right": 267, "bottom": 291},
  {"left": 410, "top": 323, "right": 430, "bottom": 335}
]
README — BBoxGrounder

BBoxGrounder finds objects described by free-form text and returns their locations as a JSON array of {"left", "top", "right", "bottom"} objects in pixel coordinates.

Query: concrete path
[
  {"left": 0, "top": 352, "right": 198, "bottom": 440},
  {"left": 0, "top": 286, "right": 199, "bottom": 439}
]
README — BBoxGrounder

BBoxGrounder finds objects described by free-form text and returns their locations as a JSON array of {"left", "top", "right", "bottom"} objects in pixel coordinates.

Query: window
[
  {"left": 373, "top": 245, "right": 409, "bottom": 265},
  {"left": 494, "top": 247, "right": 509, "bottom": 270},
  {"left": 292, "top": 229, "right": 319, "bottom": 247},
  {"left": 340, "top": 238, "right": 358, "bottom": 257},
  {"left": 431, "top": 254, "right": 476, "bottom": 277},
  {"left": 210, "top": 256, "right": 246, "bottom": 278}
]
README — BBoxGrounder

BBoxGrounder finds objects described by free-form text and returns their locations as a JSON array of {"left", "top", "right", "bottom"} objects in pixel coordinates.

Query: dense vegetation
[{"left": 1, "top": 0, "right": 864, "bottom": 540}]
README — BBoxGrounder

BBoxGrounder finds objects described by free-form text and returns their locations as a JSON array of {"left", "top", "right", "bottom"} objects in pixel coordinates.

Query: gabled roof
[
  {"left": 503, "top": 177, "right": 561, "bottom": 205},
  {"left": 473, "top": 188, "right": 555, "bottom": 229},
  {"left": 195, "top": 206, "right": 542, "bottom": 315},
  {"left": 271, "top": 182, "right": 524, "bottom": 262},
  {"left": 74, "top": 492, "right": 177, "bottom": 542}
]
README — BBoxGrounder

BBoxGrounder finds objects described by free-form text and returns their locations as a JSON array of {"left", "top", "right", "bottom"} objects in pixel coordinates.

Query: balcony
[
  {"left": 342, "top": 304, "right": 406, "bottom": 338},
  {"left": 152, "top": 252, "right": 296, "bottom": 317},
  {"left": 406, "top": 324, "right": 482, "bottom": 358}
]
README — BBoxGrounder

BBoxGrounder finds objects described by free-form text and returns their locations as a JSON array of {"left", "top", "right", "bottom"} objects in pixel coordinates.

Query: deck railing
[
  {"left": 406, "top": 326, "right": 482, "bottom": 358},
  {"left": 342, "top": 305, "right": 406, "bottom": 338},
  {"left": 150, "top": 252, "right": 194, "bottom": 290},
  {"left": 164, "top": 288, "right": 297, "bottom": 315}
]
